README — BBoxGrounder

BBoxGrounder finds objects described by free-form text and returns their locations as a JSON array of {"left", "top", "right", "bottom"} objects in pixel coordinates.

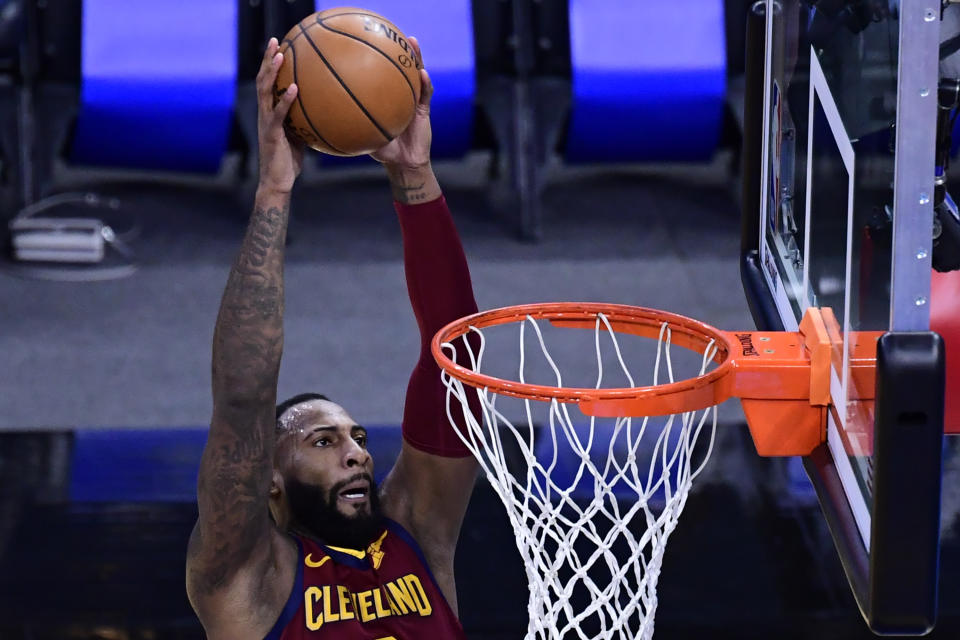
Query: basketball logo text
[
  {"left": 735, "top": 333, "right": 759, "bottom": 357},
  {"left": 303, "top": 573, "right": 433, "bottom": 631},
  {"left": 362, "top": 18, "right": 421, "bottom": 68}
]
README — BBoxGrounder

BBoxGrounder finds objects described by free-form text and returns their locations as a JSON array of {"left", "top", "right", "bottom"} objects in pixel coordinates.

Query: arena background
[{"left": 0, "top": 1, "right": 958, "bottom": 638}]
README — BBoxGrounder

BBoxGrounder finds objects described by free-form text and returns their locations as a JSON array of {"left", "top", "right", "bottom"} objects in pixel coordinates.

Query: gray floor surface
[{"left": 1, "top": 155, "right": 752, "bottom": 430}]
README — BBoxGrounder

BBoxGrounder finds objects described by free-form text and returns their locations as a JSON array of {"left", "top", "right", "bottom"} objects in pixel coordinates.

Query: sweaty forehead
[{"left": 279, "top": 399, "right": 353, "bottom": 433}]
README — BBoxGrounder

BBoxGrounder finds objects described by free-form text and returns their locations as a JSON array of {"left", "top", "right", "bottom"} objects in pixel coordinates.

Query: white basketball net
[{"left": 439, "top": 313, "right": 719, "bottom": 640}]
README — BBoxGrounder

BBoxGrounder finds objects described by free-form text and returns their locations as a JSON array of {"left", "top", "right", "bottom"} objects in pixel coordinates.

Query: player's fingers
[
  {"left": 418, "top": 68, "right": 433, "bottom": 109},
  {"left": 258, "top": 51, "right": 285, "bottom": 107},
  {"left": 409, "top": 36, "right": 423, "bottom": 69},
  {"left": 258, "top": 45, "right": 284, "bottom": 105},
  {"left": 256, "top": 37, "right": 279, "bottom": 85},
  {"left": 272, "top": 83, "right": 298, "bottom": 124}
]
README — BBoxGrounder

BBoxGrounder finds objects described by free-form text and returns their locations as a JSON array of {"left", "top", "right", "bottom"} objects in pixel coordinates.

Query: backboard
[{"left": 741, "top": 0, "right": 945, "bottom": 633}]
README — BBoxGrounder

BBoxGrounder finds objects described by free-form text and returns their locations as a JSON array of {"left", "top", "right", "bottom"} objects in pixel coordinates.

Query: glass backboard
[{"left": 742, "top": 0, "right": 945, "bottom": 634}]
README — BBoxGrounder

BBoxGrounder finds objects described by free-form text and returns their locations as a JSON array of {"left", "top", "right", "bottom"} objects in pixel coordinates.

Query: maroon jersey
[{"left": 264, "top": 519, "right": 466, "bottom": 640}]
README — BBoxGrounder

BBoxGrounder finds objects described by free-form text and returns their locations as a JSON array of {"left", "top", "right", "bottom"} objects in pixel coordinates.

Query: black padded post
[{"left": 869, "top": 331, "right": 945, "bottom": 634}]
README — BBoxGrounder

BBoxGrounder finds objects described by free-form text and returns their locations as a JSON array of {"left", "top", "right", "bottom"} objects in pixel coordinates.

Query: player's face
[{"left": 281, "top": 399, "right": 376, "bottom": 519}]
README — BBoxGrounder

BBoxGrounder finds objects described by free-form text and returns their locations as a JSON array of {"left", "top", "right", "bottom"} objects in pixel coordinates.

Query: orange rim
[
  {"left": 431, "top": 302, "right": 740, "bottom": 417},
  {"left": 432, "top": 302, "right": 878, "bottom": 457}
]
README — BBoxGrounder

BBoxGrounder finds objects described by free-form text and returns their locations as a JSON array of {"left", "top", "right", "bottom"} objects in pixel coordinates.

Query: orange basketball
[{"left": 274, "top": 8, "right": 422, "bottom": 156}]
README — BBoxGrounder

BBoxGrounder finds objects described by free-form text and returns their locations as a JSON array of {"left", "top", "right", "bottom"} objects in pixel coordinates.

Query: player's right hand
[
  {"left": 370, "top": 37, "right": 432, "bottom": 170},
  {"left": 257, "top": 37, "right": 304, "bottom": 194}
]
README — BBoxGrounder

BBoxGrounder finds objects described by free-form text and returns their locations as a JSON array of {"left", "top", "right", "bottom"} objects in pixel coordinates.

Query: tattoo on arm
[
  {"left": 390, "top": 180, "right": 429, "bottom": 204},
  {"left": 385, "top": 165, "right": 441, "bottom": 205},
  {"left": 190, "top": 196, "right": 291, "bottom": 595},
  {"left": 212, "top": 202, "right": 288, "bottom": 388},
  {"left": 192, "top": 430, "right": 272, "bottom": 595}
]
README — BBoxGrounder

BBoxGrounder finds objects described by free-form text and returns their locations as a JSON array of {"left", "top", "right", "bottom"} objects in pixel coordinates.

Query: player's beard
[{"left": 285, "top": 473, "right": 385, "bottom": 549}]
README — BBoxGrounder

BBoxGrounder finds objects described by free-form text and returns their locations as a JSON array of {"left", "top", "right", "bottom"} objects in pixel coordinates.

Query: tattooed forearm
[
  {"left": 212, "top": 195, "right": 290, "bottom": 395},
  {"left": 188, "top": 190, "right": 292, "bottom": 595},
  {"left": 385, "top": 164, "right": 442, "bottom": 204}
]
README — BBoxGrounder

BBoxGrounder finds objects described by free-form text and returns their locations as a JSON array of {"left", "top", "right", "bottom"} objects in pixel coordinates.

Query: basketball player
[{"left": 186, "top": 37, "right": 480, "bottom": 639}]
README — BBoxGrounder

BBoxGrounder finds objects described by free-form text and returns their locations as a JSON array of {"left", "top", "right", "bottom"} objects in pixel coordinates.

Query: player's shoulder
[{"left": 187, "top": 526, "right": 299, "bottom": 640}]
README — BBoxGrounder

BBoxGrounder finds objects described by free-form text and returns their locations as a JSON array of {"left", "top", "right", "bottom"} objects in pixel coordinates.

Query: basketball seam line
[
  {"left": 285, "top": 38, "right": 346, "bottom": 155},
  {"left": 315, "top": 21, "right": 418, "bottom": 108},
  {"left": 282, "top": 12, "right": 404, "bottom": 46},
  {"left": 297, "top": 23, "right": 393, "bottom": 144},
  {"left": 317, "top": 11, "right": 404, "bottom": 33}
]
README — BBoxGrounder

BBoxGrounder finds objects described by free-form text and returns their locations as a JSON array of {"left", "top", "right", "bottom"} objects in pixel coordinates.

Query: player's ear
[{"left": 270, "top": 469, "right": 284, "bottom": 498}]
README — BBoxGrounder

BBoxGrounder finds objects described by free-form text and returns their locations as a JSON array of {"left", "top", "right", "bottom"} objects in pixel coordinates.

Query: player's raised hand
[
  {"left": 370, "top": 37, "right": 432, "bottom": 169},
  {"left": 257, "top": 37, "right": 304, "bottom": 194}
]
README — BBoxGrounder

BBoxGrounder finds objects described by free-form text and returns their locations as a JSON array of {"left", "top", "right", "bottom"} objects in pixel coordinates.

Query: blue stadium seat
[
  {"left": 565, "top": 0, "right": 726, "bottom": 163},
  {"left": 313, "top": 0, "right": 475, "bottom": 159},
  {"left": 70, "top": 0, "right": 238, "bottom": 173}
]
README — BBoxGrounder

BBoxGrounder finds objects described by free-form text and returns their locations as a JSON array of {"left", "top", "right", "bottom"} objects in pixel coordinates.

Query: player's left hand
[
  {"left": 257, "top": 37, "right": 305, "bottom": 194},
  {"left": 370, "top": 37, "right": 432, "bottom": 169}
]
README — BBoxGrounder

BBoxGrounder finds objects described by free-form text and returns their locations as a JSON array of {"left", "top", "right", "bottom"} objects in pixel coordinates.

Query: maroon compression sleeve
[{"left": 396, "top": 196, "right": 480, "bottom": 457}]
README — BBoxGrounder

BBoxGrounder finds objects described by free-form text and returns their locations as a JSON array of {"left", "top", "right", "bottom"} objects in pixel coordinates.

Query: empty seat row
[{"left": 0, "top": 0, "right": 728, "bottom": 238}]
